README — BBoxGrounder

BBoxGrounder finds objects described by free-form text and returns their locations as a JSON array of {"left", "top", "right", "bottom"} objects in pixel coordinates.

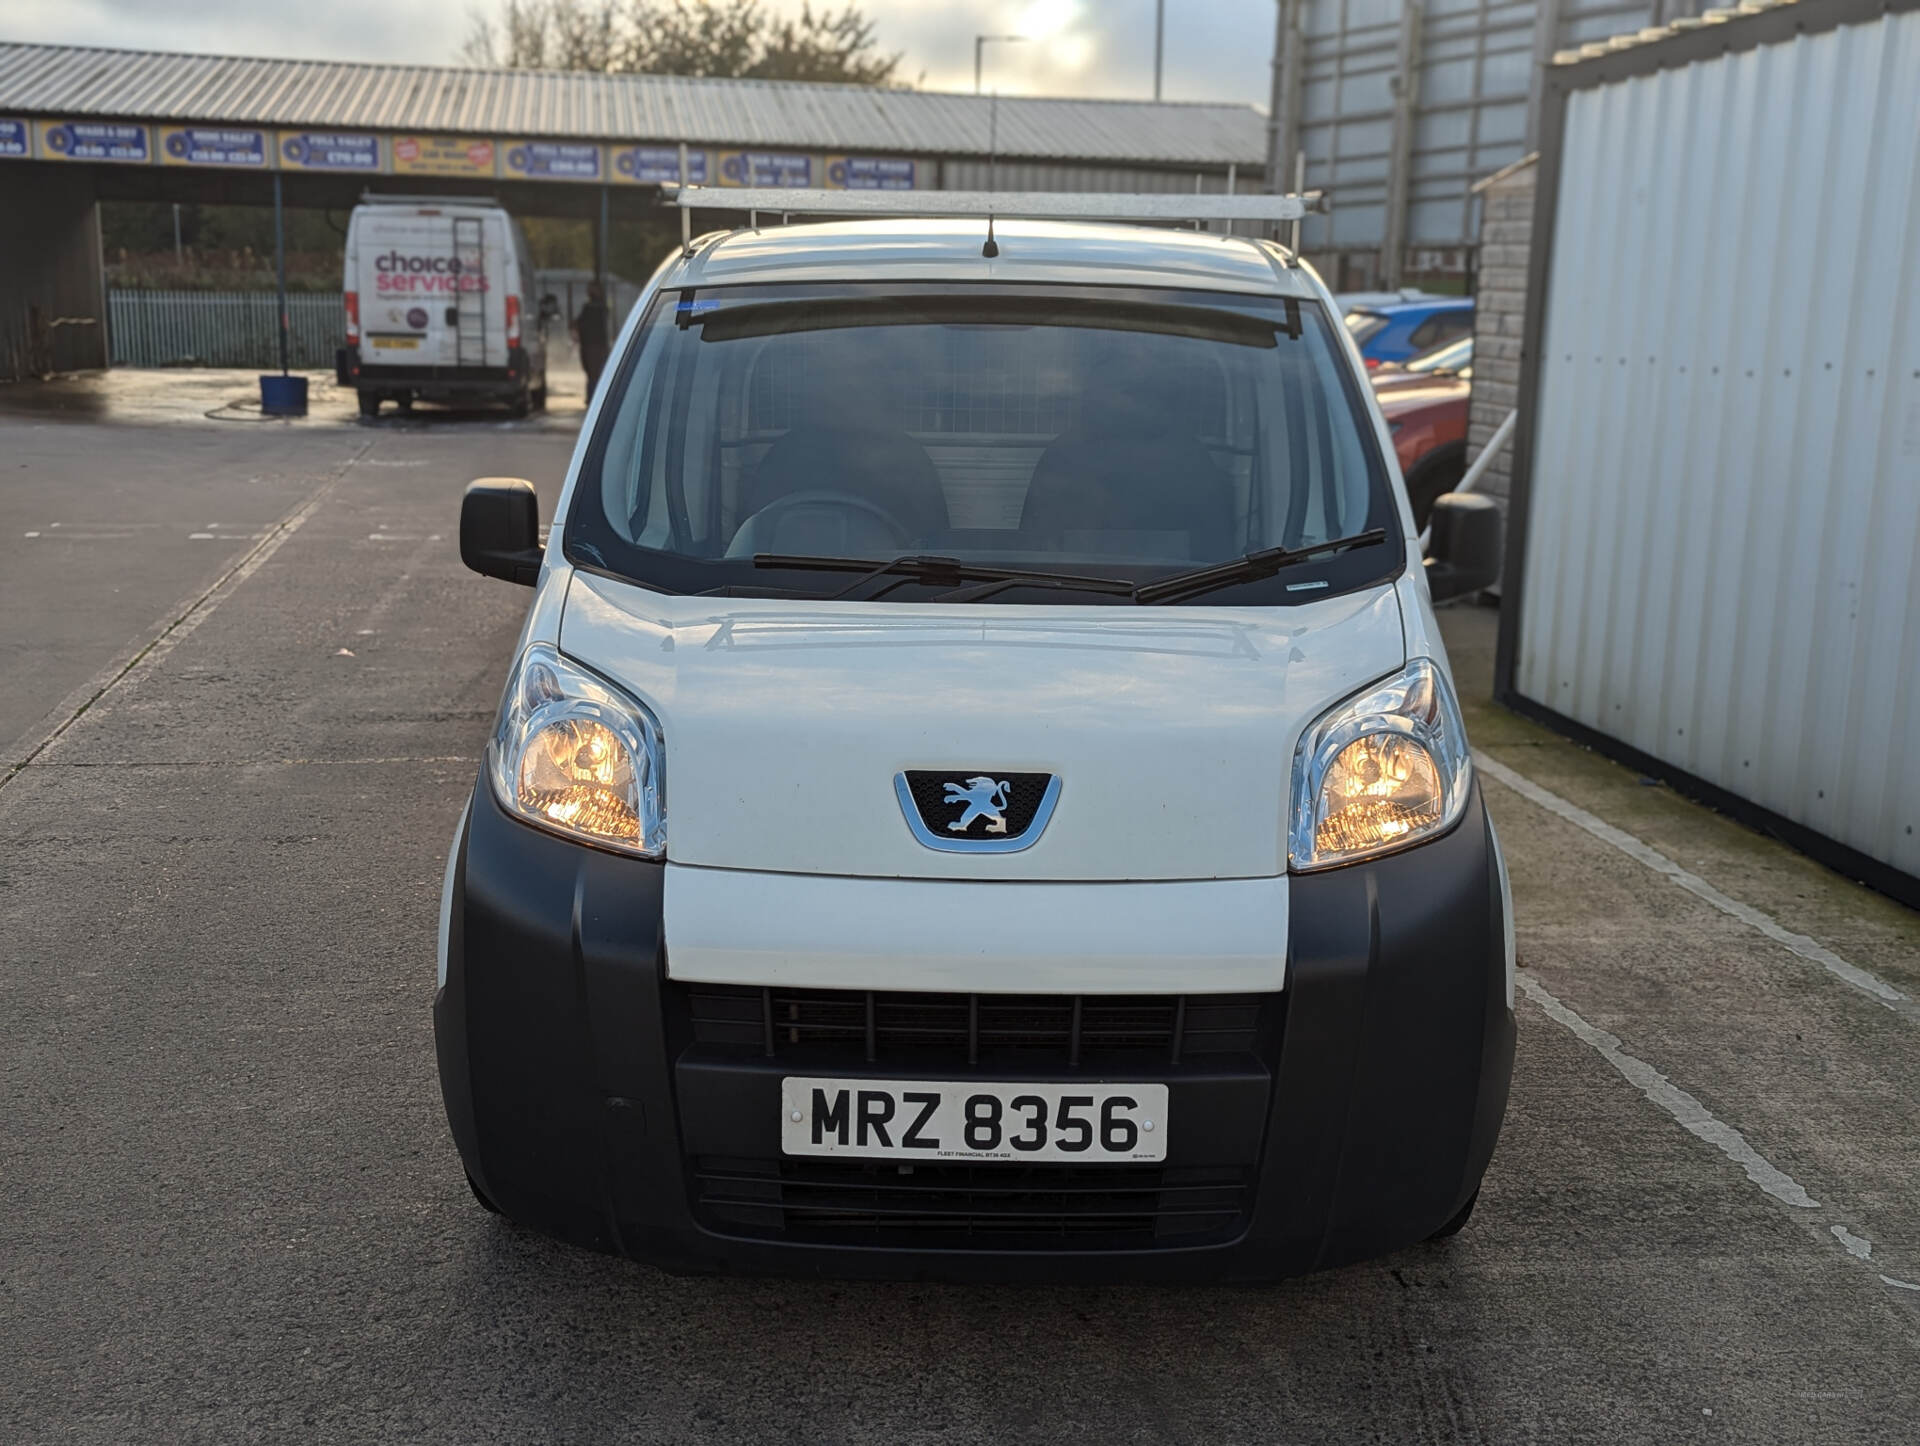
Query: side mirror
[
  {"left": 1423, "top": 492, "right": 1501, "bottom": 602},
  {"left": 539, "top": 294, "right": 561, "bottom": 319},
  {"left": 461, "top": 478, "right": 543, "bottom": 586}
]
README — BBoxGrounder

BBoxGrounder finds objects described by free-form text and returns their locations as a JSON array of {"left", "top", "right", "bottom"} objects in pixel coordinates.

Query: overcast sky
[{"left": 1, "top": 1, "right": 1278, "bottom": 107}]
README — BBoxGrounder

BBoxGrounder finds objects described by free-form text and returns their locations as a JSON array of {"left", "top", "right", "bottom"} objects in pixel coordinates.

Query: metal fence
[{"left": 108, "top": 290, "right": 342, "bottom": 369}]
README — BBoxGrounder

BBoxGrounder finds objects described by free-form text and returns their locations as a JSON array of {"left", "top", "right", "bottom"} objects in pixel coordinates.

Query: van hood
[{"left": 558, "top": 571, "right": 1407, "bottom": 882}]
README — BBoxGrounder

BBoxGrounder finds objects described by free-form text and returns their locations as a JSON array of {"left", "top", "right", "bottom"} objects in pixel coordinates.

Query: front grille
[
  {"left": 694, "top": 1156, "right": 1251, "bottom": 1248},
  {"left": 685, "top": 985, "right": 1266, "bottom": 1067},
  {"left": 901, "top": 770, "right": 1053, "bottom": 839}
]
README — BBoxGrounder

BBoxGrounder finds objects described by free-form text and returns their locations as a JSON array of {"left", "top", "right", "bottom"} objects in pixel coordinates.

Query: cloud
[{"left": 1, "top": 0, "right": 1277, "bottom": 104}]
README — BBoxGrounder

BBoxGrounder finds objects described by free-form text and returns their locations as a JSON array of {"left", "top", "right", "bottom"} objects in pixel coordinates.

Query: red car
[{"left": 1372, "top": 335, "right": 1471, "bottom": 527}]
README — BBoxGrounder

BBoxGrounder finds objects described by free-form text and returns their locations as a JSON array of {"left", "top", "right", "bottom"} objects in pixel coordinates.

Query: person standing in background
[{"left": 571, "top": 282, "right": 611, "bottom": 400}]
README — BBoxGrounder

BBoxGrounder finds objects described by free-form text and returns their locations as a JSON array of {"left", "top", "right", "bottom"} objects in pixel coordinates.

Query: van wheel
[
  {"left": 1405, "top": 445, "right": 1466, "bottom": 531},
  {"left": 466, "top": 1170, "right": 501, "bottom": 1215},
  {"left": 530, "top": 384, "right": 547, "bottom": 412},
  {"left": 357, "top": 390, "right": 380, "bottom": 419},
  {"left": 507, "top": 388, "right": 531, "bottom": 420},
  {"left": 395, "top": 392, "right": 414, "bottom": 415},
  {"left": 1427, "top": 1188, "right": 1478, "bottom": 1241}
]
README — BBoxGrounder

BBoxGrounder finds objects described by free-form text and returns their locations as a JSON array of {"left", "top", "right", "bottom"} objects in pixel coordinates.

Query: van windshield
[{"left": 564, "top": 283, "right": 1403, "bottom": 605}]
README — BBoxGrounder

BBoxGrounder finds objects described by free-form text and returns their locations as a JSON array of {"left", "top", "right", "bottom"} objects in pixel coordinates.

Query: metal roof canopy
[
  {"left": 0, "top": 41, "right": 1268, "bottom": 169},
  {"left": 663, "top": 188, "right": 1326, "bottom": 221}
]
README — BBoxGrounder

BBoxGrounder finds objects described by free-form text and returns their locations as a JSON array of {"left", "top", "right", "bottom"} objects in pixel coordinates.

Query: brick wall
[{"left": 1467, "top": 158, "right": 1536, "bottom": 512}]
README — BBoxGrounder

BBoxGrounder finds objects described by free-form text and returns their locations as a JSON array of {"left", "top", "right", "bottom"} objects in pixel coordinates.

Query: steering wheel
[{"left": 726, "top": 489, "right": 915, "bottom": 557}]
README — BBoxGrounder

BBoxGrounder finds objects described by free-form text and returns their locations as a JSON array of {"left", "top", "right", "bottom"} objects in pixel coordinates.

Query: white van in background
[{"left": 338, "top": 196, "right": 549, "bottom": 418}]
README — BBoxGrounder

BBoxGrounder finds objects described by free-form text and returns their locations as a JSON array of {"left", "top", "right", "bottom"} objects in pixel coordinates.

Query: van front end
[
  {"left": 435, "top": 757, "right": 1512, "bottom": 1282},
  {"left": 435, "top": 212, "right": 1515, "bottom": 1282}
]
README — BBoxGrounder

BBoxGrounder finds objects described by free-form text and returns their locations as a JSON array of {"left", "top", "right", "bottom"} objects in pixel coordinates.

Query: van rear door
[{"left": 358, "top": 208, "right": 510, "bottom": 370}]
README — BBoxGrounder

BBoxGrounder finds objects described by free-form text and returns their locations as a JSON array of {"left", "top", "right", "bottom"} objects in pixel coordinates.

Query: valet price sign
[
  {"left": 160, "top": 127, "right": 267, "bottom": 167},
  {"left": 0, "top": 118, "right": 923, "bottom": 193}
]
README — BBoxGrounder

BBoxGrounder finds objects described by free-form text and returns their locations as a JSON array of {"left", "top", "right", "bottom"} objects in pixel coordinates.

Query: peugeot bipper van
[
  {"left": 339, "top": 196, "right": 548, "bottom": 418},
  {"left": 437, "top": 192, "right": 1513, "bottom": 1282}
]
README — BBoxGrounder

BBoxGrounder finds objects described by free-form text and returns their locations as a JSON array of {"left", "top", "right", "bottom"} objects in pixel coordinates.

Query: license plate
[
  {"left": 781, "top": 1077, "right": 1169, "bottom": 1163},
  {"left": 370, "top": 335, "right": 421, "bottom": 350}
]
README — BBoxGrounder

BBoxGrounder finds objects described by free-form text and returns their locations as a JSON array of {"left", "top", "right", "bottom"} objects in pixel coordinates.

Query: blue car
[{"left": 1342, "top": 296, "right": 1475, "bottom": 368}]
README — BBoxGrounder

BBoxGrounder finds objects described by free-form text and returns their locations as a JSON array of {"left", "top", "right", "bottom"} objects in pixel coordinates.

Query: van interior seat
[{"left": 1018, "top": 400, "right": 1237, "bottom": 560}]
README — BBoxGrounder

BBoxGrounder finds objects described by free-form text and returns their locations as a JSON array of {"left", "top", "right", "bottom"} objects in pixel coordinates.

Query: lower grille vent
[
  {"left": 693, "top": 1156, "right": 1251, "bottom": 1249},
  {"left": 685, "top": 985, "right": 1265, "bottom": 1067}
]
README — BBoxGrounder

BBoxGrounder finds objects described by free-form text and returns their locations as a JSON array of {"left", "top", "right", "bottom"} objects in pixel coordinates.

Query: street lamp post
[
  {"left": 1154, "top": 0, "right": 1165, "bottom": 101},
  {"left": 975, "top": 33, "right": 1027, "bottom": 94}
]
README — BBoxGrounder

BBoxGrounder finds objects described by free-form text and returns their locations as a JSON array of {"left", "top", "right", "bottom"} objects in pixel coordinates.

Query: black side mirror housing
[
  {"left": 540, "top": 293, "right": 561, "bottom": 319},
  {"left": 1423, "top": 492, "right": 1501, "bottom": 602},
  {"left": 460, "top": 478, "right": 543, "bottom": 586}
]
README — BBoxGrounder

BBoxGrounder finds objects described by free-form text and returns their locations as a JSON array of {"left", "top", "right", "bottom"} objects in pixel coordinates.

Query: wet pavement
[{"left": 2, "top": 369, "right": 1917, "bottom": 1444}]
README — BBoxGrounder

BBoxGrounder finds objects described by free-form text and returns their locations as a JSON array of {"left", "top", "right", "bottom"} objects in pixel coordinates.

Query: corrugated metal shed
[
  {"left": 1498, "top": 0, "right": 1920, "bottom": 901},
  {"left": 0, "top": 42, "right": 1266, "bottom": 168}
]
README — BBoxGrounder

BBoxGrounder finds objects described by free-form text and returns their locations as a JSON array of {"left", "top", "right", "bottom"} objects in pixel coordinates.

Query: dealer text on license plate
[
  {"left": 780, "top": 1077, "right": 1169, "bottom": 1163},
  {"left": 371, "top": 335, "right": 421, "bottom": 350}
]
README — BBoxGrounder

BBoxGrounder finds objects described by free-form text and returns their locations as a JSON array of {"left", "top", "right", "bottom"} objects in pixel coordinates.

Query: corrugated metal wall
[
  {"left": 941, "top": 162, "right": 1243, "bottom": 194},
  {"left": 1290, "top": 0, "right": 1709, "bottom": 260},
  {"left": 1511, "top": 6, "right": 1920, "bottom": 883}
]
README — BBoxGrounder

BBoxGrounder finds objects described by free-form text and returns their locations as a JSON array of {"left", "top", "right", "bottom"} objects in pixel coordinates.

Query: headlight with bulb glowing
[
  {"left": 489, "top": 643, "right": 665, "bottom": 857},
  {"left": 1288, "top": 658, "right": 1471, "bottom": 870}
]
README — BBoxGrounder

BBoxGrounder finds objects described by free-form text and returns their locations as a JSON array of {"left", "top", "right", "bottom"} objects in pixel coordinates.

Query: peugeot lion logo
[
  {"left": 895, "top": 770, "right": 1062, "bottom": 854},
  {"left": 944, "top": 776, "right": 1012, "bottom": 834}
]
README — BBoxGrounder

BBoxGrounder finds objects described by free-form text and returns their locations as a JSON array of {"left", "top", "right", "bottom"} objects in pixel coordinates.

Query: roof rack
[{"left": 661, "top": 186, "right": 1324, "bottom": 224}]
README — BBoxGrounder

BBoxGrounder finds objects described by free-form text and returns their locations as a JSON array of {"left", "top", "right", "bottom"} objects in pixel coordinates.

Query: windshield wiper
[
  {"left": 1133, "top": 529, "right": 1389, "bottom": 606},
  {"left": 753, "top": 553, "right": 1137, "bottom": 602}
]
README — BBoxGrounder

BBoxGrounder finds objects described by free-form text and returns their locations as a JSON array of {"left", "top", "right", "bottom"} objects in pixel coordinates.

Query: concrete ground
[{"left": 2, "top": 369, "right": 1917, "bottom": 1445}]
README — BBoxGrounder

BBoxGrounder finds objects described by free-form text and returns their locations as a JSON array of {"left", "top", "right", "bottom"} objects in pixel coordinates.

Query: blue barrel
[{"left": 259, "top": 374, "right": 309, "bottom": 416}]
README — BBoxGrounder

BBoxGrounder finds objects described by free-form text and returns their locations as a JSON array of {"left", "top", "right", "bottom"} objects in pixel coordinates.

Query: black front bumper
[{"left": 435, "top": 780, "right": 1514, "bottom": 1282}]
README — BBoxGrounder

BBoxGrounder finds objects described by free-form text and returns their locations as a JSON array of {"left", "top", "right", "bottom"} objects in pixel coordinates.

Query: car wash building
[{"left": 0, "top": 42, "right": 1272, "bottom": 381}]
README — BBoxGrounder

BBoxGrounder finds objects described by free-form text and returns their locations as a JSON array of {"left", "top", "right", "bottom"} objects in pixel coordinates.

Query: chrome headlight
[
  {"left": 488, "top": 643, "right": 665, "bottom": 857},
  {"left": 1289, "top": 658, "right": 1471, "bottom": 870}
]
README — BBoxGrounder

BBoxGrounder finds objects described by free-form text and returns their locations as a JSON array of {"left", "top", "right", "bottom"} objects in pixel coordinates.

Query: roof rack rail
[{"left": 661, "top": 186, "right": 1325, "bottom": 224}]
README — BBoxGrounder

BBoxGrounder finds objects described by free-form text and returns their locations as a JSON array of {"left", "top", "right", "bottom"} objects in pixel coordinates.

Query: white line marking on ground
[
  {"left": 1521, "top": 971, "right": 1920, "bottom": 1295},
  {"left": 1477, "top": 752, "right": 1916, "bottom": 1022},
  {"left": 1832, "top": 1225, "right": 1873, "bottom": 1260},
  {"left": 1516, "top": 971, "right": 1819, "bottom": 1208},
  {"left": 0, "top": 440, "right": 373, "bottom": 790}
]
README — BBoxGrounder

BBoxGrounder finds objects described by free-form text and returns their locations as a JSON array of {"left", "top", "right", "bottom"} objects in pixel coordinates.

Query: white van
[
  {"left": 338, "top": 196, "right": 548, "bottom": 418},
  {"left": 437, "top": 192, "right": 1512, "bottom": 1282}
]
